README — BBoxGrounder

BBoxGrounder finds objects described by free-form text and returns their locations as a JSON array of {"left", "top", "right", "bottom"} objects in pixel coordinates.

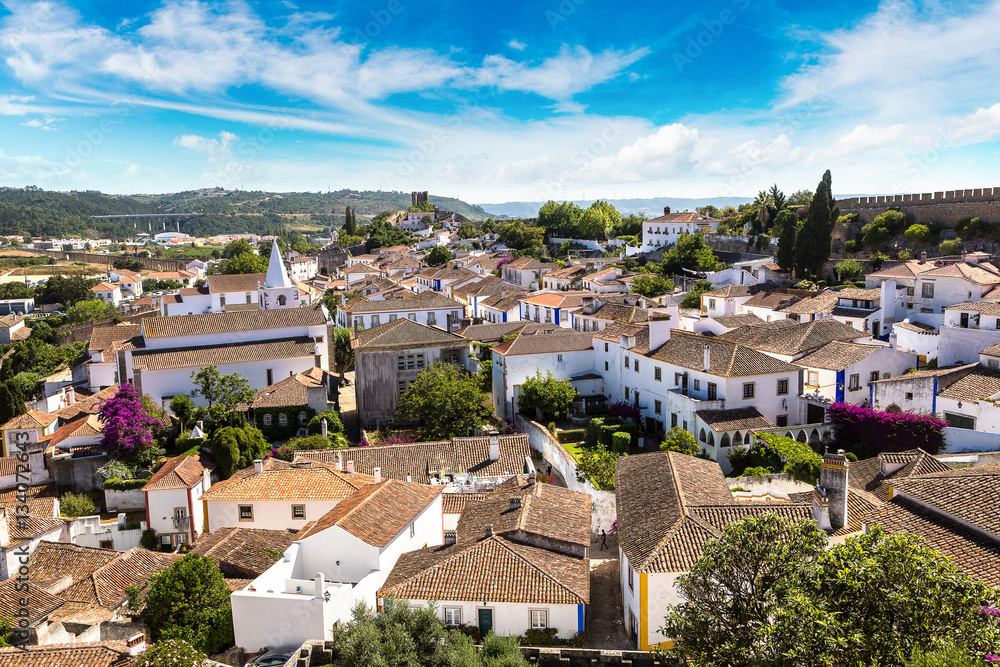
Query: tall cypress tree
[
  {"left": 794, "top": 170, "right": 837, "bottom": 278},
  {"left": 775, "top": 209, "right": 798, "bottom": 274},
  {"left": 344, "top": 207, "right": 357, "bottom": 236}
]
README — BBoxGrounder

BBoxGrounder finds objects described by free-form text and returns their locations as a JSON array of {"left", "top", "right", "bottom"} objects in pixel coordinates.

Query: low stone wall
[
  {"left": 104, "top": 488, "right": 145, "bottom": 511},
  {"left": 942, "top": 427, "right": 1000, "bottom": 453},
  {"left": 283, "top": 640, "right": 670, "bottom": 667},
  {"left": 727, "top": 473, "right": 813, "bottom": 495},
  {"left": 515, "top": 415, "right": 616, "bottom": 534}
]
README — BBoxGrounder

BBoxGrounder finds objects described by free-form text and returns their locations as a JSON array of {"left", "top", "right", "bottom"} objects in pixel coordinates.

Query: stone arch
[
  {"left": 885, "top": 404, "right": 902, "bottom": 414},
  {"left": 732, "top": 431, "right": 741, "bottom": 446},
  {"left": 784, "top": 431, "right": 793, "bottom": 439},
  {"left": 277, "top": 294, "right": 287, "bottom": 306},
  {"left": 700, "top": 428, "right": 707, "bottom": 443},
  {"left": 720, "top": 433, "right": 731, "bottom": 448},
  {"left": 810, "top": 429, "right": 820, "bottom": 442},
  {"left": 744, "top": 432, "right": 752, "bottom": 445},
  {"left": 796, "top": 430, "right": 807, "bottom": 443},
  {"left": 708, "top": 432, "right": 715, "bottom": 446}
]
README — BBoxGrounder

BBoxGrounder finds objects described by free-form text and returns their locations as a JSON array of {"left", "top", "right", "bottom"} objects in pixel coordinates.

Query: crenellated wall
[{"left": 837, "top": 188, "right": 1000, "bottom": 225}]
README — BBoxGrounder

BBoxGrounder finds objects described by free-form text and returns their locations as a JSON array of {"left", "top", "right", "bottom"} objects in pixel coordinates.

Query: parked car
[{"left": 245, "top": 647, "right": 297, "bottom": 667}]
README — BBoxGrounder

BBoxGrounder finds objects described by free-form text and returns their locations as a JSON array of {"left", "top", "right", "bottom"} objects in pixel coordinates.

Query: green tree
[
  {"left": 537, "top": 200, "right": 583, "bottom": 236},
  {"left": 861, "top": 210, "right": 908, "bottom": 247},
  {"left": 170, "top": 395, "right": 195, "bottom": 431},
  {"left": 516, "top": 370, "right": 577, "bottom": 420},
  {"left": 679, "top": 279, "right": 715, "bottom": 309},
  {"left": 575, "top": 442, "right": 621, "bottom": 490},
  {"left": 26, "top": 320, "right": 60, "bottom": 345},
  {"left": 60, "top": 492, "right": 96, "bottom": 517},
  {"left": 663, "top": 516, "right": 998, "bottom": 667},
  {"left": 940, "top": 238, "right": 963, "bottom": 255},
  {"left": 0, "top": 282, "right": 34, "bottom": 300},
  {"left": 660, "top": 427, "right": 700, "bottom": 456},
  {"left": 661, "top": 233, "right": 717, "bottom": 276},
  {"left": 904, "top": 223, "right": 932, "bottom": 244},
  {"left": 190, "top": 366, "right": 223, "bottom": 408},
  {"left": 332, "top": 326, "right": 353, "bottom": 375},
  {"left": 787, "top": 189, "right": 814, "bottom": 207},
  {"left": 794, "top": 170, "right": 838, "bottom": 277},
  {"left": 425, "top": 246, "right": 454, "bottom": 266},
  {"left": 37, "top": 274, "right": 98, "bottom": 305},
  {"left": 223, "top": 237, "right": 253, "bottom": 258},
  {"left": 131, "top": 553, "right": 234, "bottom": 655},
  {"left": 344, "top": 206, "right": 357, "bottom": 236},
  {"left": 397, "top": 362, "right": 493, "bottom": 440},
  {"left": 189, "top": 366, "right": 253, "bottom": 412},
  {"left": 835, "top": 258, "right": 865, "bottom": 281},
  {"left": 497, "top": 220, "right": 545, "bottom": 253},
  {"left": 630, "top": 273, "right": 675, "bottom": 299},
  {"left": 66, "top": 299, "right": 118, "bottom": 324},
  {"left": 578, "top": 200, "right": 621, "bottom": 239},
  {"left": 221, "top": 251, "right": 268, "bottom": 274},
  {"left": 208, "top": 424, "right": 269, "bottom": 478},
  {"left": 774, "top": 208, "right": 798, "bottom": 274},
  {"left": 136, "top": 639, "right": 208, "bottom": 667}
]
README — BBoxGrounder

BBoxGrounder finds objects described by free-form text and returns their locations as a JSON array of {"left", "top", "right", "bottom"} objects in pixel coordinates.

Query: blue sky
[{"left": 0, "top": 0, "right": 998, "bottom": 203}]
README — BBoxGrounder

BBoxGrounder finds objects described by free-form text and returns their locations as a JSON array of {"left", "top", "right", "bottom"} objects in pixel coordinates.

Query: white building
[
  {"left": 231, "top": 478, "right": 442, "bottom": 653},
  {"left": 638, "top": 208, "right": 714, "bottom": 253},
  {"left": 795, "top": 341, "right": 917, "bottom": 407},
  {"left": 142, "top": 454, "right": 215, "bottom": 551},
  {"left": 202, "top": 458, "right": 378, "bottom": 532},
  {"left": 336, "top": 294, "right": 464, "bottom": 331},
  {"left": 90, "top": 282, "right": 122, "bottom": 306},
  {"left": 287, "top": 256, "right": 318, "bottom": 282}
]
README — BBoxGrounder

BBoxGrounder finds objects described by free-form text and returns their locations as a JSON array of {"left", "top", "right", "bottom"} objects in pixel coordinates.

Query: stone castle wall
[{"left": 837, "top": 188, "right": 1000, "bottom": 226}]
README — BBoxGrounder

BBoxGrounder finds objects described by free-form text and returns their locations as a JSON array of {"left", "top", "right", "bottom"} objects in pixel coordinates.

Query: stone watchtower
[{"left": 812, "top": 449, "right": 849, "bottom": 531}]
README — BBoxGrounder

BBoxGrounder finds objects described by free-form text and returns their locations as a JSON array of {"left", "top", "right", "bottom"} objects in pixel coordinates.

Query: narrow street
[
  {"left": 337, "top": 369, "right": 359, "bottom": 444},
  {"left": 585, "top": 533, "right": 632, "bottom": 650}
]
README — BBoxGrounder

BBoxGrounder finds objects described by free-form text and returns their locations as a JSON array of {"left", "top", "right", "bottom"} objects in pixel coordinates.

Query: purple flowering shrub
[
  {"left": 98, "top": 383, "right": 164, "bottom": 462},
  {"left": 609, "top": 400, "right": 642, "bottom": 421},
  {"left": 826, "top": 402, "right": 946, "bottom": 455}
]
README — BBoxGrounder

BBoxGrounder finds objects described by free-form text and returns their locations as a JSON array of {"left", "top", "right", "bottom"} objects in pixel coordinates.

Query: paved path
[
  {"left": 585, "top": 534, "right": 632, "bottom": 650},
  {"left": 337, "top": 369, "right": 360, "bottom": 444}
]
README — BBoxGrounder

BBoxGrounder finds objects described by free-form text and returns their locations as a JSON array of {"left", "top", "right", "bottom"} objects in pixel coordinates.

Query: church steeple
[{"left": 265, "top": 239, "right": 292, "bottom": 289}]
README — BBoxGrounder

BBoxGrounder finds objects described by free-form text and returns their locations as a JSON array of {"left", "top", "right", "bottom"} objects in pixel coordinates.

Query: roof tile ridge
[
  {"left": 494, "top": 537, "right": 582, "bottom": 600},
  {"left": 665, "top": 452, "right": 689, "bottom": 517}
]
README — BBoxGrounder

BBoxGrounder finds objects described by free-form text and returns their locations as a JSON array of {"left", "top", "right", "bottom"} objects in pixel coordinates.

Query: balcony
[{"left": 172, "top": 517, "right": 190, "bottom": 531}]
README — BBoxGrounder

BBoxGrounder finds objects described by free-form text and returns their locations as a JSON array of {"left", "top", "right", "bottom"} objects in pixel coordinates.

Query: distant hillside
[
  {"left": 0, "top": 187, "right": 491, "bottom": 239},
  {"left": 477, "top": 196, "right": 755, "bottom": 219}
]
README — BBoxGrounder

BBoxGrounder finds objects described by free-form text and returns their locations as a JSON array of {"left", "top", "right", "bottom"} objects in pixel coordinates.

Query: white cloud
[
  {"left": 173, "top": 130, "right": 260, "bottom": 187},
  {"left": 0, "top": 94, "right": 35, "bottom": 115},
  {"left": 827, "top": 123, "right": 912, "bottom": 157},
  {"left": 951, "top": 103, "right": 1000, "bottom": 140},
  {"left": 507, "top": 39, "right": 526, "bottom": 51}
]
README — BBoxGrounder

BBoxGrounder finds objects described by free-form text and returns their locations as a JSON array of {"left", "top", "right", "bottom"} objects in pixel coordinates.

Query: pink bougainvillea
[
  {"left": 97, "top": 383, "right": 163, "bottom": 462},
  {"left": 826, "top": 402, "right": 947, "bottom": 455},
  {"left": 609, "top": 400, "right": 642, "bottom": 421}
]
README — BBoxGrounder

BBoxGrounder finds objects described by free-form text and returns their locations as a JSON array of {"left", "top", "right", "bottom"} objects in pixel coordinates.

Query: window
[
  {"left": 905, "top": 392, "right": 914, "bottom": 400},
  {"left": 807, "top": 371, "right": 818, "bottom": 387},
  {"left": 624, "top": 387, "right": 630, "bottom": 400},
  {"left": 743, "top": 383, "right": 755, "bottom": 399},
  {"left": 654, "top": 400, "right": 662, "bottom": 415},
  {"left": 693, "top": 379, "right": 700, "bottom": 391},
  {"left": 354, "top": 317, "right": 363, "bottom": 329},
  {"left": 266, "top": 369, "right": 273, "bottom": 386},
  {"left": 675, "top": 373, "right": 682, "bottom": 386},
  {"left": 991, "top": 359, "right": 1000, "bottom": 370},
  {"left": 531, "top": 610, "right": 548, "bottom": 629},
  {"left": 625, "top": 355, "right": 629, "bottom": 367},
  {"left": 220, "top": 294, "right": 226, "bottom": 307},
  {"left": 921, "top": 282, "right": 934, "bottom": 299},
  {"left": 605, "top": 361, "right": 609, "bottom": 371},
  {"left": 709, "top": 299, "right": 716, "bottom": 309},
  {"left": 634, "top": 360, "right": 638, "bottom": 372},
  {"left": 870, "top": 371, "right": 880, "bottom": 383},
  {"left": 239, "top": 505, "right": 253, "bottom": 521},
  {"left": 398, "top": 380, "right": 409, "bottom": 395},
  {"left": 292, "top": 505, "right": 305, "bottom": 520},
  {"left": 707, "top": 382, "right": 717, "bottom": 400},
  {"left": 427, "top": 312, "right": 436, "bottom": 326},
  {"left": 245, "top": 292, "right": 252, "bottom": 303},
  {"left": 534, "top": 306, "right": 540, "bottom": 321},
  {"left": 444, "top": 608, "right": 462, "bottom": 626},
  {"left": 371, "top": 314, "right": 380, "bottom": 327},
  {"left": 410, "top": 522, "right": 416, "bottom": 537},
  {"left": 389, "top": 314, "right": 397, "bottom": 322},
  {"left": 398, "top": 353, "right": 425, "bottom": 370},
  {"left": 847, "top": 374, "right": 859, "bottom": 391},
  {"left": 906, "top": 286, "right": 914, "bottom": 296},
  {"left": 627, "top": 566, "right": 634, "bottom": 592},
  {"left": 944, "top": 412, "right": 975, "bottom": 429},
  {"left": 777, "top": 379, "right": 788, "bottom": 395},
  {"left": 299, "top": 412, "right": 308, "bottom": 424},
  {"left": 263, "top": 414, "right": 272, "bottom": 426},
  {"left": 277, "top": 295, "right": 287, "bottom": 306},
  {"left": 278, "top": 413, "right": 288, "bottom": 426},
  {"left": 655, "top": 367, "right": 662, "bottom": 382},
  {"left": 408, "top": 313, "right": 416, "bottom": 320},
  {"left": 557, "top": 354, "right": 563, "bottom": 362},
  {"left": 671, "top": 413, "right": 678, "bottom": 428},
  {"left": 776, "top": 415, "right": 788, "bottom": 427},
  {"left": 604, "top": 343, "right": 609, "bottom": 352},
  {"left": 545, "top": 309, "right": 552, "bottom": 323}
]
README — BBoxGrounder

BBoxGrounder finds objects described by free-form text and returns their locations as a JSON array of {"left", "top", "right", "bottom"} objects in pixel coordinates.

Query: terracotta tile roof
[
  {"left": 378, "top": 535, "right": 589, "bottom": 604},
  {"left": 696, "top": 407, "right": 772, "bottom": 432},
  {"left": 341, "top": 294, "right": 461, "bottom": 313},
  {"left": 90, "top": 282, "right": 117, "bottom": 292},
  {"left": 352, "top": 318, "right": 466, "bottom": 349},
  {"left": 251, "top": 369, "right": 330, "bottom": 409},
  {"left": 741, "top": 291, "right": 802, "bottom": 310},
  {"left": 454, "top": 322, "right": 529, "bottom": 341},
  {"left": 777, "top": 290, "right": 842, "bottom": 315},
  {"left": 944, "top": 301, "right": 1000, "bottom": 315},
  {"left": 143, "top": 453, "right": 215, "bottom": 491},
  {"left": 296, "top": 479, "right": 442, "bottom": 545},
  {"left": 47, "top": 413, "right": 104, "bottom": 450},
  {"left": 892, "top": 320, "right": 938, "bottom": 334},
  {"left": 519, "top": 292, "right": 589, "bottom": 308},
  {"left": 1, "top": 410, "right": 57, "bottom": 431},
  {"left": 455, "top": 483, "right": 590, "bottom": 548},
  {"left": 794, "top": 341, "right": 883, "bottom": 371},
  {"left": 442, "top": 492, "right": 488, "bottom": 515},
  {"left": 719, "top": 319, "right": 865, "bottom": 357},
  {"left": 867, "top": 258, "right": 941, "bottom": 281},
  {"left": 616, "top": 451, "right": 811, "bottom": 573},
  {"left": 141, "top": 307, "right": 326, "bottom": 339},
  {"left": 0, "top": 484, "right": 57, "bottom": 502},
  {"left": 297, "top": 434, "right": 530, "bottom": 484},
  {"left": 0, "top": 456, "right": 18, "bottom": 477},
  {"left": 646, "top": 210, "right": 711, "bottom": 224},
  {"left": 201, "top": 460, "right": 377, "bottom": 501},
  {"left": 847, "top": 449, "right": 951, "bottom": 502},
  {"left": 920, "top": 261, "right": 1000, "bottom": 285},
  {"left": 55, "top": 386, "right": 118, "bottom": 421},
  {"left": 710, "top": 314, "right": 766, "bottom": 328},
  {"left": 191, "top": 526, "right": 296, "bottom": 577},
  {"left": 206, "top": 272, "right": 266, "bottom": 293},
  {"left": 131, "top": 337, "right": 317, "bottom": 371},
  {"left": 0, "top": 643, "right": 135, "bottom": 667},
  {"left": 592, "top": 322, "right": 651, "bottom": 353},
  {"left": 88, "top": 325, "right": 142, "bottom": 353},
  {"left": 702, "top": 284, "right": 757, "bottom": 299},
  {"left": 0, "top": 577, "right": 65, "bottom": 626},
  {"left": 544, "top": 265, "right": 588, "bottom": 280},
  {"left": 937, "top": 368, "right": 1000, "bottom": 403},
  {"left": 888, "top": 463, "right": 1000, "bottom": 535},
  {"left": 588, "top": 302, "right": 648, "bottom": 323},
  {"left": 0, "top": 496, "right": 57, "bottom": 518},
  {"left": 690, "top": 503, "right": 813, "bottom": 532},
  {"left": 494, "top": 330, "right": 594, "bottom": 357},
  {"left": 2, "top": 510, "right": 68, "bottom": 547},
  {"left": 504, "top": 258, "right": 555, "bottom": 271},
  {"left": 649, "top": 330, "right": 800, "bottom": 377},
  {"left": 860, "top": 497, "right": 1000, "bottom": 586},
  {"left": 477, "top": 292, "right": 525, "bottom": 312}
]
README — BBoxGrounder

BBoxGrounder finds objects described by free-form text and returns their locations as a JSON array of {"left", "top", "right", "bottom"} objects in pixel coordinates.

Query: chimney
[
  {"left": 444, "top": 529, "right": 457, "bottom": 545},
  {"left": 373, "top": 467, "right": 381, "bottom": 483},
  {"left": 648, "top": 312, "right": 672, "bottom": 350},
  {"left": 126, "top": 632, "right": 145, "bottom": 656},
  {"left": 485, "top": 524, "right": 494, "bottom": 537},
  {"left": 703, "top": 344, "right": 711, "bottom": 371},
  {"left": 919, "top": 251, "right": 927, "bottom": 264},
  {"left": 406, "top": 474, "right": 412, "bottom": 483},
  {"left": 880, "top": 279, "right": 896, "bottom": 328},
  {"left": 333, "top": 453, "right": 343, "bottom": 471},
  {"left": 314, "top": 572, "right": 324, "bottom": 596},
  {"left": 346, "top": 460, "right": 355, "bottom": 474},
  {"left": 962, "top": 250, "right": 968, "bottom": 262},
  {"left": 253, "top": 459, "right": 263, "bottom": 474},
  {"left": 488, "top": 430, "right": 500, "bottom": 461},
  {"left": 509, "top": 496, "right": 522, "bottom": 511},
  {"left": 663, "top": 206, "right": 671, "bottom": 215},
  {"left": 813, "top": 449, "right": 849, "bottom": 531}
]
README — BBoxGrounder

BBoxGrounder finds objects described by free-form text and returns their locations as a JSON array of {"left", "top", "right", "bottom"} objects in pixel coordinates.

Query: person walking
[{"left": 600, "top": 529, "right": 607, "bottom": 551}]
